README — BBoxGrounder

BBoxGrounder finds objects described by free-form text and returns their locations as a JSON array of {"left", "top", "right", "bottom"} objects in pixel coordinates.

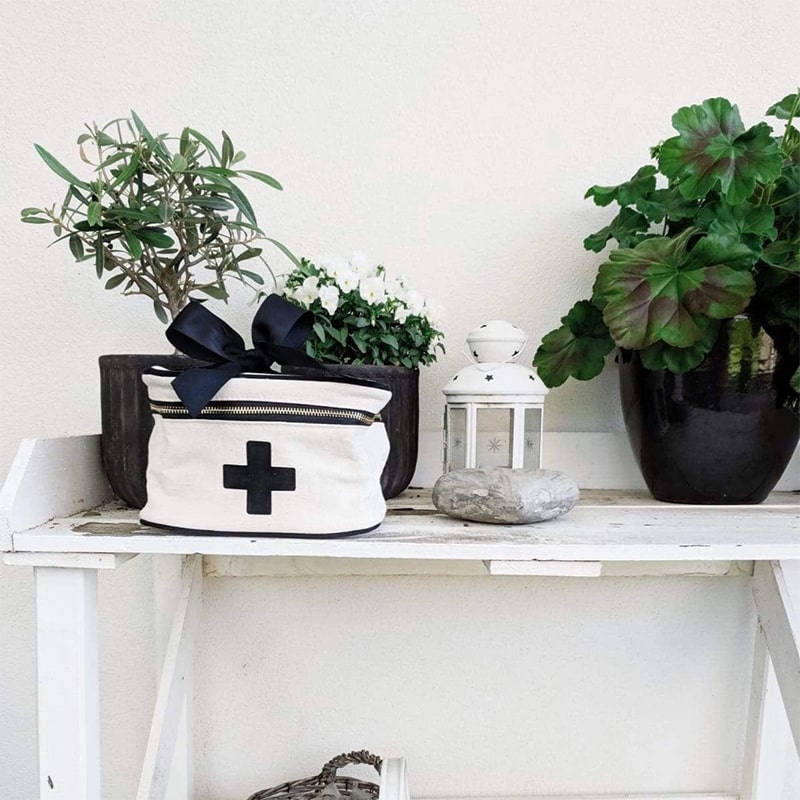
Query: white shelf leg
[
  {"left": 35, "top": 566, "right": 100, "bottom": 800},
  {"left": 740, "top": 625, "right": 793, "bottom": 799},
  {"left": 137, "top": 555, "right": 202, "bottom": 800},
  {"left": 379, "top": 757, "right": 410, "bottom": 800},
  {"left": 752, "top": 560, "right": 800, "bottom": 758}
]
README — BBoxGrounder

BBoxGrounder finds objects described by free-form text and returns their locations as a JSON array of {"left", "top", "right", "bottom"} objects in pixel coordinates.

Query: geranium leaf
[
  {"left": 533, "top": 300, "right": 615, "bottom": 387},
  {"left": 696, "top": 201, "right": 776, "bottom": 256},
  {"left": 639, "top": 317, "right": 720, "bottom": 372},
  {"left": 791, "top": 366, "right": 800, "bottom": 393},
  {"left": 594, "top": 228, "right": 755, "bottom": 349},
  {"left": 658, "top": 98, "right": 783, "bottom": 204},
  {"left": 761, "top": 240, "right": 800, "bottom": 272},
  {"left": 585, "top": 165, "right": 657, "bottom": 208},
  {"left": 766, "top": 92, "right": 800, "bottom": 121},
  {"left": 583, "top": 206, "right": 651, "bottom": 252},
  {"left": 635, "top": 186, "right": 699, "bottom": 223}
]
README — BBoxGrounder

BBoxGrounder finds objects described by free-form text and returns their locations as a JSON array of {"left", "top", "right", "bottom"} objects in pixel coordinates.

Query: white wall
[{"left": 1, "top": 1, "right": 798, "bottom": 798}]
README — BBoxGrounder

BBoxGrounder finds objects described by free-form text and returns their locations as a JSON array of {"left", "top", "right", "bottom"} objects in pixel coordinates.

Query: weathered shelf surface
[{"left": 7, "top": 488, "right": 800, "bottom": 563}]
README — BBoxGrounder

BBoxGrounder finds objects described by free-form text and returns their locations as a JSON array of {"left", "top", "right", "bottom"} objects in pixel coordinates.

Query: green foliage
[
  {"left": 534, "top": 91, "right": 800, "bottom": 389},
  {"left": 594, "top": 228, "right": 754, "bottom": 349},
  {"left": 22, "top": 112, "right": 286, "bottom": 322},
  {"left": 533, "top": 301, "right": 614, "bottom": 387},
  {"left": 279, "top": 256, "right": 445, "bottom": 368}
]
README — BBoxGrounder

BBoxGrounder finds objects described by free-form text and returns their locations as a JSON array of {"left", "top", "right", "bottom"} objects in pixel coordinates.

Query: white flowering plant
[{"left": 278, "top": 253, "right": 445, "bottom": 367}]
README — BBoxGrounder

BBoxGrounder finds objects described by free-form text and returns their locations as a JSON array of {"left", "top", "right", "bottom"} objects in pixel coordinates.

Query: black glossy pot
[
  {"left": 619, "top": 317, "right": 799, "bottom": 504},
  {"left": 286, "top": 363, "right": 420, "bottom": 499},
  {"left": 99, "top": 354, "right": 203, "bottom": 508}
]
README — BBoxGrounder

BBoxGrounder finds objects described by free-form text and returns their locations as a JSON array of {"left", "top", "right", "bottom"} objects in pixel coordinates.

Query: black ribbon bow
[{"left": 166, "top": 294, "right": 321, "bottom": 417}]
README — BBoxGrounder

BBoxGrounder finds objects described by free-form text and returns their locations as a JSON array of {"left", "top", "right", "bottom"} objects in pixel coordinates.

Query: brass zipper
[{"left": 150, "top": 400, "right": 380, "bottom": 426}]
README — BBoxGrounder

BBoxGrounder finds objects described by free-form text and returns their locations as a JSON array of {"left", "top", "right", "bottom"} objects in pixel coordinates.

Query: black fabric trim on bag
[{"left": 138, "top": 518, "right": 384, "bottom": 539}]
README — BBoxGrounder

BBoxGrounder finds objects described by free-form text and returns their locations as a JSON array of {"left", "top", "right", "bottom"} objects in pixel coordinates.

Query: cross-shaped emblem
[{"left": 223, "top": 441, "right": 296, "bottom": 515}]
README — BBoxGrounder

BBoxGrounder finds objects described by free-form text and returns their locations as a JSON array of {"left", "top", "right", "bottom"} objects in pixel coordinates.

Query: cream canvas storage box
[{"left": 140, "top": 367, "right": 391, "bottom": 537}]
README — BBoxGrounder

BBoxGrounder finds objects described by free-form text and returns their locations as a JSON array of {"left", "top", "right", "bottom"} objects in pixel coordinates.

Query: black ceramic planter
[
  {"left": 619, "top": 317, "right": 799, "bottom": 504},
  {"left": 99, "top": 354, "right": 202, "bottom": 508}
]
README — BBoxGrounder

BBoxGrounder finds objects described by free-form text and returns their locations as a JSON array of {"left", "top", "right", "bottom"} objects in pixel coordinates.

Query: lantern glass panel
[
  {"left": 476, "top": 407, "right": 513, "bottom": 468},
  {"left": 523, "top": 407, "right": 543, "bottom": 468},
  {"left": 446, "top": 407, "right": 467, "bottom": 471}
]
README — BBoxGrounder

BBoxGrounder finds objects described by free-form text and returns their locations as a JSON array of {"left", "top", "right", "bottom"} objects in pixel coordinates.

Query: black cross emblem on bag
[{"left": 223, "top": 441, "right": 296, "bottom": 515}]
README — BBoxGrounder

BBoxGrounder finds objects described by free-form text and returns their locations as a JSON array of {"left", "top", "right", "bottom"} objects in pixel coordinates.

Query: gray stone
[{"left": 432, "top": 467, "right": 579, "bottom": 524}]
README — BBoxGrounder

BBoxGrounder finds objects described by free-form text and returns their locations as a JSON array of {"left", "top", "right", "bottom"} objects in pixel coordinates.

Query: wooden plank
[
  {"left": 0, "top": 436, "right": 112, "bottom": 550},
  {"left": 751, "top": 560, "right": 800, "bottom": 758},
  {"left": 10, "top": 488, "right": 799, "bottom": 562},
  {"left": 3, "top": 552, "right": 136, "bottom": 569},
  {"left": 378, "top": 757, "right": 410, "bottom": 800},
  {"left": 13, "top": 506, "right": 800, "bottom": 561},
  {"left": 418, "top": 794, "right": 737, "bottom": 800},
  {"left": 137, "top": 555, "right": 202, "bottom": 800},
  {"left": 35, "top": 567, "right": 100, "bottom": 800},
  {"left": 203, "top": 557, "right": 752, "bottom": 578},
  {"left": 486, "top": 559, "right": 603, "bottom": 576},
  {"left": 392, "top": 487, "right": 798, "bottom": 509}
]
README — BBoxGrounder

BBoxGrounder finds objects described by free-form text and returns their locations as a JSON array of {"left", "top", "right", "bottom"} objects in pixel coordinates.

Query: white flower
[
  {"left": 336, "top": 268, "right": 360, "bottom": 294},
  {"left": 405, "top": 289, "right": 425, "bottom": 316},
  {"left": 319, "top": 254, "right": 349, "bottom": 279},
  {"left": 293, "top": 275, "right": 319, "bottom": 307},
  {"left": 359, "top": 275, "right": 386, "bottom": 305},
  {"left": 385, "top": 276, "right": 409, "bottom": 302},
  {"left": 318, "top": 284, "right": 340, "bottom": 315},
  {"left": 273, "top": 274, "right": 288, "bottom": 296},
  {"left": 394, "top": 305, "right": 411, "bottom": 323},
  {"left": 423, "top": 299, "right": 445, "bottom": 328},
  {"left": 349, "top": 251, "right": 371, "bottom": 275}
]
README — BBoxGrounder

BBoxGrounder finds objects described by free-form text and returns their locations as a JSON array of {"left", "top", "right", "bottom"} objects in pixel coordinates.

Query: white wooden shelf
[
  {"left": 2, "top": 435, "right": 799, "bottom": 800},
  {"left": 8, "top": 488, "right": 800, "bottom": 564}
]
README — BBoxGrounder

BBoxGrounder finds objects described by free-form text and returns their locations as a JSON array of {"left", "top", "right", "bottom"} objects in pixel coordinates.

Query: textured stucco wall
[{"left": 1, "top": 1, "right": 798, "bottom": 798}]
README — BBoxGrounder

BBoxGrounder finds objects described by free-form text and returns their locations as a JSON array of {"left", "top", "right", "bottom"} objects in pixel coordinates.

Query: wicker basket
[{"left": 246, "top": 751, "right": 382, "bottom": 800}]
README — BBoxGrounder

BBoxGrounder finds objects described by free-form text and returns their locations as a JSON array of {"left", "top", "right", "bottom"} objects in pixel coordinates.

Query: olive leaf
[
  {"left": 532, "top": 300, "right": 615, "bottom": 387},
  {"left": 22, "top": 113, "right": 292, "bottom": 322},
  {"left": 659, "top": 98, "right": 783, "bottom": 204},
  {"left": 594, "top": 228, "right": 755, "bottom": 349}
]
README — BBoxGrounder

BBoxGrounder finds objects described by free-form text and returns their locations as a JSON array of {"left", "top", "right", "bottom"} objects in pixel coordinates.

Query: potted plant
[
  {"left": 277, "top": 253, "right": 445, "bottom": 497},
  {"left": 22, "top": 111, "right": 287, "bottom": 506},
  {"left": 533, "top": 92, "right": 799, "bottom": 503}
]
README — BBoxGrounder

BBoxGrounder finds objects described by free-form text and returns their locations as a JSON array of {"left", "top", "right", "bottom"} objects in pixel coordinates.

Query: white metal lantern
[{"left": 442, "top": 320, "right": 548, "bottom": 472}]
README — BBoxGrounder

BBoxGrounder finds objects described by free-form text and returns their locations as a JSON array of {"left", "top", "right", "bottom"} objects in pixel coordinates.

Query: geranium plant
[
  {"left": 21, "top": 111, "right": 287, "bottom": 322},
  {"left": 278, "top": 253, "right": 445, "bottom": 367},
  {"left": 533, "top": 91, "right": 800, "bottom": 391}
]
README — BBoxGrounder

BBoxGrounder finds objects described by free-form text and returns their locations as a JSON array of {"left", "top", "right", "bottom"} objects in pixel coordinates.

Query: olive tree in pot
[
  {"left": 533, "top": 92, "right": 799, "bottom": 504},
  {"left": 277, "top": 253, "right": 445, "bottom": 497},
  {"left": 22, "top": 112, "right": 287, "bottom": 507}
]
